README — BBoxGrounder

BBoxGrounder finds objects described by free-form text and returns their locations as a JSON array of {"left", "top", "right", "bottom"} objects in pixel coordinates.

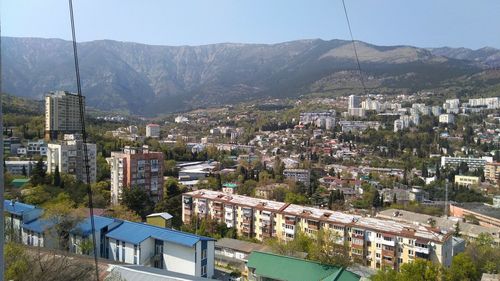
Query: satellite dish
[{"left": 430, "top": 242, "right": 435, "bottom": 247}]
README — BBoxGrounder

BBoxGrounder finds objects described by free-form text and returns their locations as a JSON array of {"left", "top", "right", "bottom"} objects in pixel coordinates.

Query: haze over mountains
[{"left": 3, "top": 37, "right": 500, "bottom": 116}]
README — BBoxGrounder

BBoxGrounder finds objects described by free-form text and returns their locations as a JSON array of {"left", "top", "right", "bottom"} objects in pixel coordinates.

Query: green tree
[
  {"left": 30, "top": 158, "right": 47, "bottom": 185},
  {"left": 453, "top": 222, "right": 461, "bottom": 237},
  {"left": 446, "top": 253, "right": 479, "bottom": 281},
  {"left": 120, "top": 186, "right": 154, "bottom": 219},
  {"left": 53, "top": 165, "right": 61, "bottom": 187}
]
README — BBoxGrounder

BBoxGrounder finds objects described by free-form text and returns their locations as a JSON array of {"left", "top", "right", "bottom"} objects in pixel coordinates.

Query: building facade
[
  {"left": 47, "top": 134, "right": 97, "bottom": 184},
  {"left": 441, "top": 156, "right": 491, "bottom": 170},
  {"left": 283, "top": 169, "right": 310, "bottom": 187},
  {"left": 146, "top": 124, "right": 160, "bottom": 138},
  {"left": 485, "top": 162, "right": 500, "bottom": 183},
  {"left": 45, "top": 91, "right": 84, "bottom": 140},
  {"left": 108, "top": 146, "right": 164, "bottom": 205},
  {"left": 182, "top": 190, "right": 454, "bottom": 271}
]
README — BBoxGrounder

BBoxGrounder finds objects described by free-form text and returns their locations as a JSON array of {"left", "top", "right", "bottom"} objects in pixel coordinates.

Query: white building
[
  {"left": 361, "top": 99, "right": 381, "bottom": 111},
  {"left": 431, "top": 106, "right": 443, "bottom": 116},
  {"left": 45, "top": 91, "right": 84, "bottom": 140},
  {"left": 146, "top": 124, "right": 160, "bottom": 138},
  {"left": 443, "top": 99, "right": 460, "bottom": 114},
  {"left": 27, "top": 140, "right": 48, "bottom": 156},
  {"left": 441, "top": 156, "right": 493, "bottom": 170},
  {"left": 439, "top": 114, "right": 455, "bottom": 124},
  {"left": 348, "top": 95, "right": 361, "bottom": 109},
  {"left": 175, "top": 116, "right": 189, "bottom": 123},
  {"left": 5, "top": 160, "right": 44, "bottom": 176},
  {"left": 47, "top": 134, "right": 97, "bottom": 184},
  {"left": 468, "top": 97, "right": 499, "bottom": 109}
]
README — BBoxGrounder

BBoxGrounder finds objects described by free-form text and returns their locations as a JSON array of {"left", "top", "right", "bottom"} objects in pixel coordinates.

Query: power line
[
  {"left": 341, "top": 0, "right": 368, "bottom": 95},
  {"left": 0, "top": 2, "right": 5, "bottom": 280},
  {"left": 68, "top": 1, "right": 99, "bottom": 280}
]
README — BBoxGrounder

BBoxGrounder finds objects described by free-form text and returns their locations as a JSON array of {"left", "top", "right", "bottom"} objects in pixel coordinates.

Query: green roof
[
  {"left": 247, "top": 251, "right": 360, "bottom": 281},
  {"left": 222, "top": 183, "right": 238, "bottom": 188},
  {"left": 10, "top": 179, "right": 30, "bottom": 189}
]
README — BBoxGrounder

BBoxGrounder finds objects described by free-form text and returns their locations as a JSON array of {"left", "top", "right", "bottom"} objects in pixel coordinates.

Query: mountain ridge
[{"left": 2, "top": 36, "right": 498, "bottom": 116}]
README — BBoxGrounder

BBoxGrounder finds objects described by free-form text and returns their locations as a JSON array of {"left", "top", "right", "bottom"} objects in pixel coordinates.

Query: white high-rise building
[
  {"left": 146, "top": 124, "right": 160, "bottom": 138},
  {"left": 47, "top": 134, "right": 96, "bottom": 184},
  {"left": 348, "top": 95, "right": 361, "bottom": 109},
  {"left": 439, "top": 114, "right": 455, "bottom": 124},
  {"left": 45, "top": 91, "right": 84, "bottom": 140}
]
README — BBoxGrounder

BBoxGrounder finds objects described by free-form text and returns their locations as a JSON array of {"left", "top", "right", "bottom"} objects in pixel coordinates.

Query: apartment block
[
  {"left": 283, "top": 169, "right": 310, "bottom": 187},
  {"left": 182, "top": 190, "right": 454, "bottom": 270},
  {"left": 454, "top": 175, "right": 480, "bottom": 187},
  {"left": 47, "top": 134, "right": 97, "bottom": 184},
  {"left": 45, "top": 91, "right": 84, "bottom": 140},
  {"left": 108, "top": 145, "right": 164, "bottom": 205},
  {"left": 439, "top": 113, "right": 455, "bottom": 124},
  {"left": 440, "top": 156, "right": 492, "bottom": 170},
  {"left": 485, "top": 162, "right": 500, "bottom": 183},
  {"left": 146, "top": 124, "right": 160, "bottom": 138}
]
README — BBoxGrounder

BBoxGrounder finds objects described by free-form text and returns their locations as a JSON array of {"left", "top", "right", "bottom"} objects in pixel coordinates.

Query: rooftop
[
  {"left": 10, "top": 178, "right": 30, "bottom": 189},
  {"left": 4, "top": 200, "right": 37, "bottom": 216},
  {"left": 71, "top": 215, "right": 120, "bottom": 237},
  {"left": 105, "top": 220, "right": 214, "bottom": 246},
  {"left": 107, "top": 265, "right": 217, "bottom": 281},
  {"left": 215, "top": 237, "right": 270, "bottom": 254},
  {"left": 146, "top": 212, "right": 173, "bottom": 220},
  {"left": 22, "top": 218, "right": 55, "bottom": 233},
  {"left": 453, "top": 203, "right": 500, "bottom": 220},
  {"left": 246, "top": 251, "right": 360, "bottom": 281}
]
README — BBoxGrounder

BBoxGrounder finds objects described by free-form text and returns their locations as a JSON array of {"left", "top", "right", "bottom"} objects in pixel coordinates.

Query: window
[
  {"left": 202, "top": 249, "right": 207, "bottom": 260},
  {"left": 398, "top": 248, "right": 403, "bottom": 253},
  {"left": 376, "top": 233, "right": 382, "bottom": 238},
  {"left": 201, "top": 265, "right": 207, "bottom": 276},
  {"left": 116, "top": 240, "right": 120, "bottom": 260},
  {"left": 398, "top": 258, "right": 403, "bottom": 264},
  {"left": 408, "top": 250, "right": 414, "bottom": 255},
  {"left": 376, "top": 243, "right": 381, "bottom": 248},
  {"left": 376, "top": 253, "right": 381, "bottom": 258},
  {"left": 398, "top": 237, "right": 403, "bottom": 243},
  {"left": 409, "top": 240, "right": 414, "bottom": 246},
  {"left": 122, "top": 241, "right": 126, "bottom": 262},
  {"left": 134, "top": 245, "right": 138, "bottom": 264}
]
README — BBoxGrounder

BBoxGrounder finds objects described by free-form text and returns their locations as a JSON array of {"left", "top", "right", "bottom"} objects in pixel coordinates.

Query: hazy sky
[{"left": 2, "top": 0, "right": 499, "bottom": 49}]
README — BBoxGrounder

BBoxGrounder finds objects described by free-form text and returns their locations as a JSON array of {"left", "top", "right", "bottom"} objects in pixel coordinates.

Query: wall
[{"left": 164, "top": 241, "right": 196, "bottom": 276}]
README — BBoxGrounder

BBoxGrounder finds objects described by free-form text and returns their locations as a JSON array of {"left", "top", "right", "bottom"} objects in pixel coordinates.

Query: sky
[{"left": 2, "top": 0, "right": 500, "bottom": 49}]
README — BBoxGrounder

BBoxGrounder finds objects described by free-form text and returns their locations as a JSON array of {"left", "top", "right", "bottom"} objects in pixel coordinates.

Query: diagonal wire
[
  {"left": 341, "top": 0, "right": 368, "bottom": 95},
  {"left": 0, "top": 3, "right": 5, "bottom": 281},
  {"left": 68, "top": 0, "right": 99, "bottom": 279}
]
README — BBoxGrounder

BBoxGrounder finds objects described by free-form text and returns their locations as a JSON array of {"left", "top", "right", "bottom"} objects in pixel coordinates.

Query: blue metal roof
[
  {"left": 4, "top": 200, "right": 36, "bottom": 216},
  {"left": 22, "top": 219, "right": 55, "bottom": 233},
  {"left": 105, "top": 221, "right": 215, "bottom": 247},
  {"left": 71, "top": 215, "right": 121, "bottom": 237}
]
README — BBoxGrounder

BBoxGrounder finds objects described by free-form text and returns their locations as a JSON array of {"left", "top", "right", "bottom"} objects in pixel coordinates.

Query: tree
[
  {"left": 22, "top": 165, "right": 27, "bottom": 177},
  {"left": 421, "top": 162, "right": 428, "bottom": 178},
  {"left": 103, "top": 205, "right": 141, "bottom": 222},
  {"left": 30, "top": 158, "right": 47, "bottom": 185},
  {"left": 53, "top": 165, "right": 61, "bottom": 187},
  {"left": 372, "top": 189, "right": 381, "bottom": 208},
  {"left": 453, "top": 222, "right": 461, "bottom": 237},
  {"left": 120, "top": 186, "right": 154, "bottom": 219},
  {"left": 446, "top": 253, "right": 479, "bottom": 281}
]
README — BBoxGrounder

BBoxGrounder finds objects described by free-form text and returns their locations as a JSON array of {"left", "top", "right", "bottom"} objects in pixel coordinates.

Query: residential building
[
  {"left": 177, "top": 161, "right": 217, "bottom": 182},
  {"left": 339, "top": 121, "right": 381, "bottom": 133},
  {"left": 283, "top": 169, "right": 310, "bottom": 187},
  {"left": 454, "top": 175, "right": 480, "bottom": 187},
  {"left": 348, "top": 95, "right": 361, "bottom": 109},
  {"left": 47, "top": 134, "right": 97, "bottom": 184},
  {"left": 45, "top": 91, "right": 84, "bottom": 140},
  {"left": 146, "top": 124, "right": 160, "bottom": 138},
  {"left": 108, "top": 146, "right": 164, "bottom": 205},
  {"left": 439, "top": 114, "right": 455, "bottom": 124},
  {"left": 299, "top": 112, "right": 336, "bottom": 130},
  {"left": 377, "top": 209, "right": 500, "bottom": 246},
  {"left": 361, "top": 99, "right": 381, "bottom": 111},
  {"left": 5, "top": 160, "right": 42, "bottom": 176},
  {"left": 4, "top": 137, "right": 21, "bottom": 155},
  {"left": 183, "top": 190, "right": 455, "bottom": 270},
  {"left": 443, "top": 99, "right": 460, "bottom": 114},
  {"left": 27, "top": 140, "right": 48, "bottom": 156},
  {"left": 485, "top": 162, "right": 500, "bottom": 183},
  {"left": 174, "top": 116, "right": 189, "bottom": 123},
  {"left": 246, "top": 251, "right": 361, "bottom": 281},
  {"left": 449, "top": 203, "right": 500, "bottom": 228},
  {"left": 440, "top": 156, "right": 492, "bottom": 170},
  {"left": 468, "top": 97, "right": 500, "bottom": 109},
  {"left": 431, "top": 106, "right": 443, "bottom": 116},
  {"left": 4, "top": 200, "right": 216, "bottom": 279},
  {"left": 215, "top": 238, "right": 271, "bottom": 272}
]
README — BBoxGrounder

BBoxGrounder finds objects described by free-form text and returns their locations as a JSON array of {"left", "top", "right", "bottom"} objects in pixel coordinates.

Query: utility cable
[
  {"left": 341, "top": 0, "right": 368, "bottom": 95},
  {"left": 68, "top": 0, "right": 99, "bottom": 279}
]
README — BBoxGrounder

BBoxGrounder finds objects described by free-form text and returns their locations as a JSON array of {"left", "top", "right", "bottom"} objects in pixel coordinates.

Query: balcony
[
  {"left": 212, "top": 205, "right": 222, "bottom": 211},
  {"left": 242, "top": 217, "right": 252, "bottom": 223},
  {"left": 285, "top": 218, "right": 296, "bottom": 225},
  {"left": 184, "top": 209, "right": 192, "bottom": 215},
  {"left": 308, "top": 223, "right": 319, "bottom": 230},
  {"left": 352, "top": 232, "right": 364, "bottom": 239},
  {"left": 382, "top": 249, "right": 395, "bottom": 257},
  {"left": 284, "top": 227, "right": 295, "bottom": 235},
  {"left": 415, "top": 246, "right": 430, "bottom": 255},
  {"left": 381, "top": 239, "right": 395, "bottom": 247}
]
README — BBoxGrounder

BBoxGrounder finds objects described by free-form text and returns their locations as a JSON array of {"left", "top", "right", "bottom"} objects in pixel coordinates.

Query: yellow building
[
  {"left": 454, "top": 175, "right": 480, "bottom": 187},
  {"left": 485, "top": 162, "right": 500, "bottom": 183},
  {"left": 182, "top": 189, "right": 454, "bottom": 271},
  {"left": 146, "top": 212, "right": 172, "bottom": 228}
]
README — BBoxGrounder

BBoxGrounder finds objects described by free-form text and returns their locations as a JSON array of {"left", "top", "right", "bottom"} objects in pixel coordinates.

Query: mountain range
[{"left": 3, "top": 37, "right": 500, "bottom": 116}]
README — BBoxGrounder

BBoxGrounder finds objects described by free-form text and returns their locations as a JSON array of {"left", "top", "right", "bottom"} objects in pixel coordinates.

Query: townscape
[{"left": 2, "top": 1, "right": 500, "bottom": 281}]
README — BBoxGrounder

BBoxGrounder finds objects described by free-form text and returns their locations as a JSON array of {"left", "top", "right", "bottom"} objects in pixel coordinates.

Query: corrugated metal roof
[
  {"left": 108, "top": 265, "right": 217, "bottom": 281},
  {"left": 147, "top": 212, "right": 173, "bottom": 220},
  {"left": 71, "top": 215, "right": 120, "bottom": 236},
  {"left": 105, "top": 221, "right": 214, "bottom": 246},
  {"left": 4, "top": 200, "right": 37, "bottom": 216},
  {"left": 247, "top": 251, "right": 360, "bottom": 281}
]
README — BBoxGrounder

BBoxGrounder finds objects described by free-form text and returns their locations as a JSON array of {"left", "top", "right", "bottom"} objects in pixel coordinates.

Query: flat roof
[
  {"left": 453, "top": 203, "right": 500, "bottom": 220},
  {"left": 215, "top": 238, "right": 270, "bottom": 254}
]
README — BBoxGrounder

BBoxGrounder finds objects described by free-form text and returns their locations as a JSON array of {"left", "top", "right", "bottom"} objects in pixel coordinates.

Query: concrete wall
[{"left": 164, "top": 241, "right": 196, "bottom": 276}]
